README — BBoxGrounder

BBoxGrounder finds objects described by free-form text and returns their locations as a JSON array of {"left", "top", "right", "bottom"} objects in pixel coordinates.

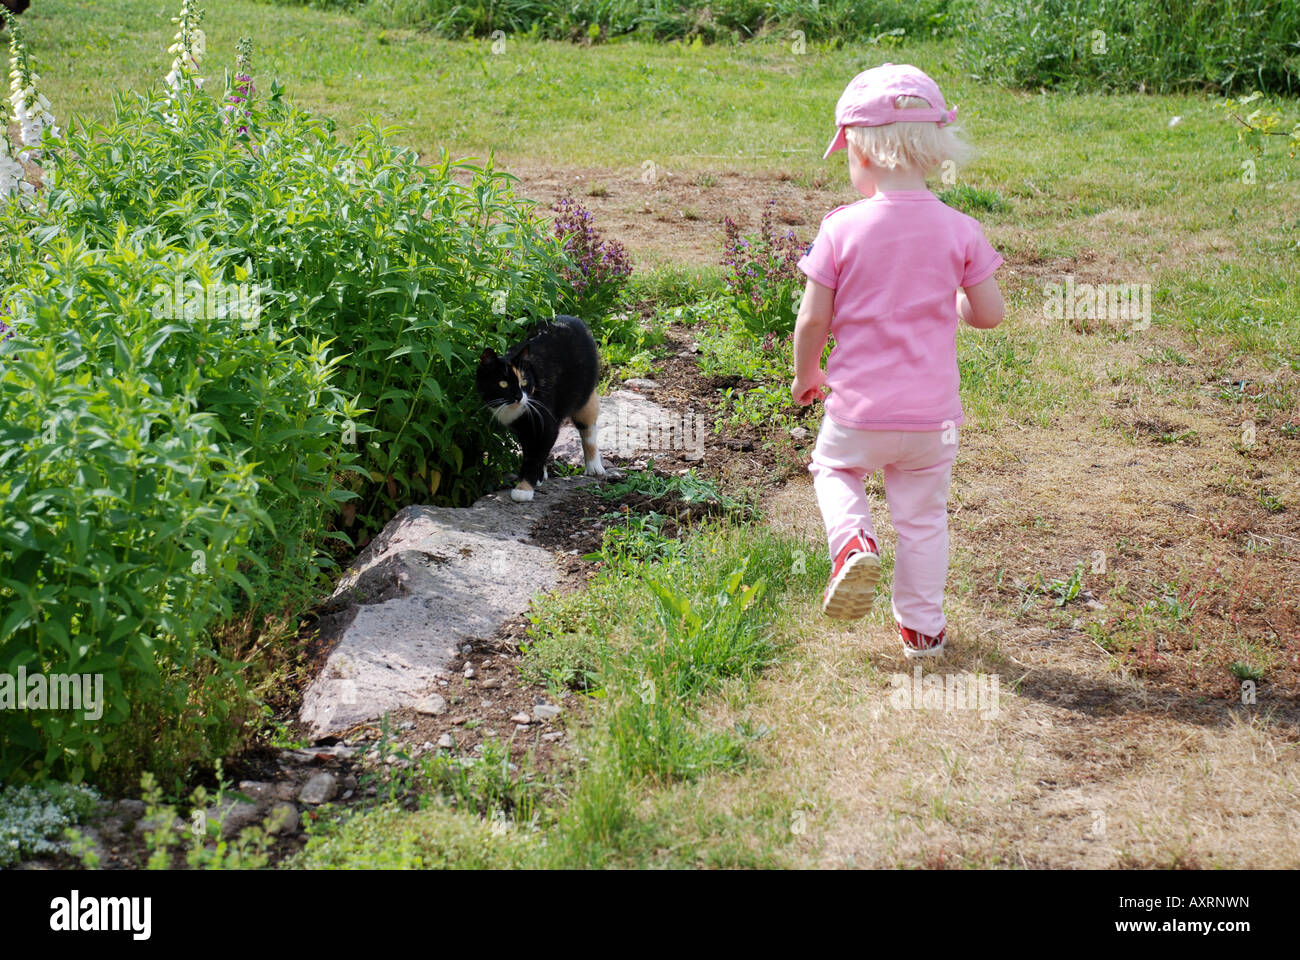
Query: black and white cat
[{"left": 476, "top": 315, "right": 605, "bottom": 502}]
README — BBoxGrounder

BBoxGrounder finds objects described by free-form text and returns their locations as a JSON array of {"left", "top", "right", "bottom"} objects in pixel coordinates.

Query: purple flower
[{"left": 552, "top": 192, "right": 631, "bottom": 295}]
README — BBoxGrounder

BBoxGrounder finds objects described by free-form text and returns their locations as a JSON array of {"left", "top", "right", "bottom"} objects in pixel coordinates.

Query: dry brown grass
[
  {"left": 730, "top": 459, "right": 1300, "bottom": 868},
  {"left": 685, "top": 296, "right": 1300, "bottom": 867}
]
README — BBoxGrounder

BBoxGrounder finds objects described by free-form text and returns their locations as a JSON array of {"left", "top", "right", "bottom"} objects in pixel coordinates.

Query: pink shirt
[{"left": 797, "top": 189, "right": 1002, "bottom": 431}]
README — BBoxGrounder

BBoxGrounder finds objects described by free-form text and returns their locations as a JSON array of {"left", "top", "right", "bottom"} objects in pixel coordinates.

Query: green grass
[
  {"left": 290, "top": 521, "right": 823, "bottom": 868},
  {"left": 596, "top": 465, "right": 748, "bottom": 512},
  {"left": 27, "top": 4, "right": 1300, "bottom": 367}
]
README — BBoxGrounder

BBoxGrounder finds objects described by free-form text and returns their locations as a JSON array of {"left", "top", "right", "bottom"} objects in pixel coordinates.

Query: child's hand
[{"left": 791, "top": 368, "right": 828, "bottom": 406}]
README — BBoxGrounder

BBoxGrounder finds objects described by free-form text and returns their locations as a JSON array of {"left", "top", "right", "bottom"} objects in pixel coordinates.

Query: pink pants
[{"left": 808, "top": 417, "right": 958, "bottom": 637}]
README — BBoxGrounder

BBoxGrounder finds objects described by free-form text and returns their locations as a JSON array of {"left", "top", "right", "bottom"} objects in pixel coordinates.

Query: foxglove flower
[
  {"left": 165, "top": 0, "right": 206, "bottom": 91},
  {"left": 223, "top": 36, "right": 255, "bottom": 136},
  {"left": 0, "top": 142, "right": 27, "bottom": 200},
  {"left": 5, "top": 12, "right": 57, "bottom": 159}
]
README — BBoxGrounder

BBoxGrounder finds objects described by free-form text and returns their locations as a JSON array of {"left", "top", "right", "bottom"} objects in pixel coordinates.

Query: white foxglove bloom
[
  {"left": 0, "top": 152, "right": 23, "bottom": 195},
  {"left": 6, "top": 15, "right": 57, "bottom": 158},
  {"left": 165, "top": 2, "right": 206, "bottom": 91},
  {"left": 0, "top": 145, "right": 34, "bottom": 202}
]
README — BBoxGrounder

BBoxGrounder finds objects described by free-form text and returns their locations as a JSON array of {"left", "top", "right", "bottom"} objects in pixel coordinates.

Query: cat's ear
[
  {"left": 479, "top": 347, "right": 496, "bottom": 364},
  {"left": 515, "top": 344, "right": 530, "bottom": 362}
]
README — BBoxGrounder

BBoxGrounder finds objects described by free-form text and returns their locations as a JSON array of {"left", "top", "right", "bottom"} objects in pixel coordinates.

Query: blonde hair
[{"left": 844, "top": 95, "right": 972, "bottom": 174}]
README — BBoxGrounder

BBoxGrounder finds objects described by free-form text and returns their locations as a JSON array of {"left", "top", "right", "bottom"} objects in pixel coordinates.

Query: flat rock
[
  {"left": 300, "top": 491, "right": 581, "bottom": 737},
  {"left": 299, "top": 772, "right": 339, "bottom": 806},
  {"left": 552, "top": 390, "right": 702, "bottom": 463},
  {"left": 533, "top": 704, "right": 562, "bottom": 721},
  {"left": 299, "top": 391, "right": 688, "bottom": 739}
]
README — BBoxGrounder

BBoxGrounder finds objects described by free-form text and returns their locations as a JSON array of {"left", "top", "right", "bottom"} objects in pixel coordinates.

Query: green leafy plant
[
  {"left": 1229, "top": 661, "right": 1265, "bottom": 682},
  {"left": 598, "top": 465, "right": 748, "bottom": 514},
  {"left": 585, "top": 512, "right": 685, "bottom": 568},
  {"left": 1049, "top": 563, "right": 1087, "bottom": 607},
  {"left": 595, "top": 310, "right": 664, "bottom": 381},
  {"left": 271, "top": 0, "right": 954, "bottom": 44},
  {"left": 0, "top": 3, "right": 625, "bottom": 786},
  {"left": 721, "top": 201, "right": 807, "bottom": 338},
  {"left": 1222, "top": 91, "right": 1300, "bottom": 158}
]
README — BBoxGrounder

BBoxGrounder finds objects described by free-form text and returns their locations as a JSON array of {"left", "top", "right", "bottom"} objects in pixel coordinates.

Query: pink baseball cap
[{"left": 822, "top": 63, "right": 957, "bottom": 160}]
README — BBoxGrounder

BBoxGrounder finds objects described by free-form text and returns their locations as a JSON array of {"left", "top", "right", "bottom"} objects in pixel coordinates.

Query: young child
[{"left": 791, "top": 63, "right": 1005, "bottom": 660}]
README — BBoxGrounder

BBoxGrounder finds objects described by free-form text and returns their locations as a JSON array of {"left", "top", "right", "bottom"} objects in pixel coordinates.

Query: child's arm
[
  {"left": 791, "top": 277, "right": 834, "bottom": 405},
  {"left": 957, "top": 275, "right": 1005, "bottom": 329}
]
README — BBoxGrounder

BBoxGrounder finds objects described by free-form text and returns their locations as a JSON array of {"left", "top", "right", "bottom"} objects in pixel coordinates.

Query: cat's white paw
[
  {"left": 584, "top": 457, "right": 606, "bottom": 477},
  {"left": 510, "top": 486, "right": 534, "bottom": 503}
]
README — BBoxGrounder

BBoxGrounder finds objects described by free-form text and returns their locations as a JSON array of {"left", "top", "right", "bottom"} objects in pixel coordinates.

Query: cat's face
[{"left": 476, "top": 347, "right": 531, "bottom": 426}]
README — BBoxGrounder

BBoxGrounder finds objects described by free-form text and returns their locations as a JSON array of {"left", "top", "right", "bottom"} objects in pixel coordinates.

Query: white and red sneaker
[
  {"left": 899, "top": 624, "right": 946, "bottom": 659},
  {"left": 821, "top": 530, "right": 882, "bottom": 620}
]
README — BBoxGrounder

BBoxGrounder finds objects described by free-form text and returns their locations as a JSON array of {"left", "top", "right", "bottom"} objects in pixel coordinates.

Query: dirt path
[{"left": 503, "top": 160, "right": 849, "bottom": 267}]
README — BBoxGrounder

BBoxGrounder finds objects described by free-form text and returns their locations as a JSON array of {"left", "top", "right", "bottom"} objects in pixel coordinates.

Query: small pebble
[{"left": 416, "top": 694, "right": 448, "bottom": 716}]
